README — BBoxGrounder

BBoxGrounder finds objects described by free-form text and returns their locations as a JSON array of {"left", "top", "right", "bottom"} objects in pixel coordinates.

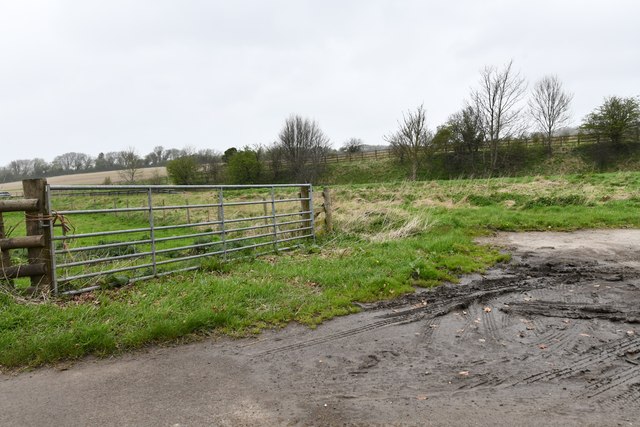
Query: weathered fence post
[
  {"left": 322, "top": 187, "right": 333, "bottom": 233},
  {"left": 0, "top": 211, "right": 14, "bottom": 287},
  {"left": 22, "top": 179, "right": 53, "bottom": 293}
]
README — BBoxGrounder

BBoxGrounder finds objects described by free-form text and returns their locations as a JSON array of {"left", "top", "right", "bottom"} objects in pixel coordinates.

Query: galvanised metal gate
[{"left": 47, "top": 184, "right": 315, "bottom": 295}]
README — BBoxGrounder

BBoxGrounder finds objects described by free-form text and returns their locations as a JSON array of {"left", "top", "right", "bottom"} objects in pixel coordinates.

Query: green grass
[{"left": 1, "top": 171, "right": 640, "bottom": 369}]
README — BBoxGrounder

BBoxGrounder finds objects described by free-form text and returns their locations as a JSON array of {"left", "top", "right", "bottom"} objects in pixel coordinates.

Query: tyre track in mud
[
  {"left": 538, "top": 328, "right": 581, "bottom": 357},
  {"left": 480, "top": 306, "right": 505, "bottom": 343},
  {"left": 252, "top": 276, "right": 537, "bottom": 357},
  {"left": 582, "top": 365, "right": 640, "bottom": 401},
  {"left": 502, "top": 301, "right": 640, "bottom": 323},
  {"left": 517, "top": 335, "right": 640, "bottom": 384},
  {"left": 418, "top": 315, "right": 441, "bottom": 345},
  {"left": 608, "top": 383, "right": 640, "bottom": 407},
  {"left": 254, "top": 261, "right": 639, "bottom": 358},
  {"left": 450, "top": 305, "right": 477, "bottom": 340}
]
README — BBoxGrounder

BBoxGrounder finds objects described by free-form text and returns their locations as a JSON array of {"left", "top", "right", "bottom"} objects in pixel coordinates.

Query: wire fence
[{"left": 47, "top": 184, "right": 315, "bottom": 295}]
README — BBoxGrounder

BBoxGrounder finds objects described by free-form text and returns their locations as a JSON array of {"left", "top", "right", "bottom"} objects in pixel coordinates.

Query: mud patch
[{"left": 247, "top": 229, "right": 640, "bottom": 424}]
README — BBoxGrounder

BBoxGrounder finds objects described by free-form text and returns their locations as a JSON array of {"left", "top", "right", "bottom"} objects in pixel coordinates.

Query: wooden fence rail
[
  {"left": 0, "top": 235, "right": 45, "bottom": 250},
  {"left": 0, "top": 199, "right": 39, "bottom": 212},
  {"left": 323, "top": 133, "right": 606, "bottom": 164},
  {"left": 0, "top": 179, "right": 53, "bottom": 293}
]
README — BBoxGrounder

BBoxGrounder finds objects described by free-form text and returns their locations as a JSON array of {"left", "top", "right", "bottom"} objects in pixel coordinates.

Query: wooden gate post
[
  {"left": 0, "top": 211, "right": 14, "bottom": 286},
  {"left": 322, "top": 187, "right": 333, "bottom": 233},
  {"left": 22, "top": 179, "right": 53, "bottom": 293}
]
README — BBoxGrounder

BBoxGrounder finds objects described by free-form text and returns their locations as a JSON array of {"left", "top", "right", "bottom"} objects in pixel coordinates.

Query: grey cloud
[{"left": 0, "top": 0, "right": 638, "bottom": 163}]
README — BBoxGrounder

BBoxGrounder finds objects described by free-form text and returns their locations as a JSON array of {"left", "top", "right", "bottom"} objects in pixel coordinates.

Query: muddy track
[
  {"left": 257, "top": 259, "right": 638, "bottom": 357},
  {"left": 250, "top": 231, "right": 640, "bottom": 425},
  {"left": 255, "top": 275, "right": 538, "bottom": 356}
]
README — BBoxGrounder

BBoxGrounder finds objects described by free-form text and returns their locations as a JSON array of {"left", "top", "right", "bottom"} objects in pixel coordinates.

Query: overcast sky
[{"left": 1, "top": 0, "right": 638, "bottom": 164}]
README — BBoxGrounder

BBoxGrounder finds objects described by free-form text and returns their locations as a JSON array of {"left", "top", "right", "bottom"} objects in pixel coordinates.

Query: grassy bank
[
  {"left": 1, "top": 172, "right": 640, "bottom": 368},
  {"left": 324, "top": 142, "right": 640, "bottom": 185}
]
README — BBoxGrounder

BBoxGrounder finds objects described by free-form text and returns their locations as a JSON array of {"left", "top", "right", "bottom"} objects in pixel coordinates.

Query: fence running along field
[
  {"left": 1, "top": 181, "right": 321, "bottom": 295},
  {"left": 323, "top": 133, "right": 611, "bottom": 163}
]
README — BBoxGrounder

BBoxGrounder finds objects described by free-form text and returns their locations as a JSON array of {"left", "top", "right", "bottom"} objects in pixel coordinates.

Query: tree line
[
  {"left": 0, "top": 115, "right": 335, "bottom": 185},
  {"left": 387, "top": 61, "right": 640, "bottom": 179},
  {"left": 2, "top": 60, "right": 639, "bottom": 184},
  {"left": 167, "top": 115, "right": 332, "bottom": 185},
  {"left": 0, "top": 145, "right": 185, "bottom": 183}
]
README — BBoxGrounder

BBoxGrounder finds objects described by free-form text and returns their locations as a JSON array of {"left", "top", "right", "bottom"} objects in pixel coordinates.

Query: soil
[{"left": 2, "top": 229, "right": 640, "bottom": 426}]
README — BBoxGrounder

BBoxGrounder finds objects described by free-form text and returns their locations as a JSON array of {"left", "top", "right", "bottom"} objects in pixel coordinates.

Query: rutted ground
[{"left": 1, "top": 229, "right": 639, "bottom": 426}]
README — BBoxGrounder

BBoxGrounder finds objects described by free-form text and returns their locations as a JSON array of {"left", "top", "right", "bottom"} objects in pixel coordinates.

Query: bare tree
[
  {"left": 384, "top": 105, "right": 433, "bottom": 181},
  {"left": 71, "top": 153, "right": 93, "bottom": 171},
  {"left": 118, "top": 147, "right": 142, "bottom": 183},
  {"left": 52, "top": 152, "right": 88, "bottom": 173},
  {"left": 8, "top": 159, "right": 34, "bottom": 177},
  {"left": 471, "top": 60, "right": 527, "bottom": 170},
  {"left": 144, "top": 146, "right": 167, "bottom": 167},
  {"left": 0, "top": 167, "right": 12, "bottom": 183},
  {"left": 150, "top": 146, "right": 167, "bottom": 165},
  {"left": 104, "top": 152, "right": 120, "bottom": 168},
  {"left": 196, "top": 149, "right": 222, "bottom": 183},
  {"left": 164, "top": 148, "right": 182, "bottom": 161},
  {"left": 276, "top": 115, "right": 331, "bottom": 183},
  {"left": 266, "top": 143, "right": 285, "bottom": 181},
  {"left": 341, "top": 138, "right": 364, "bottom": 155},
  {"left": 32, "top": 158, "right": 49, "bottom": 177},
  {"left": 529, "top": 75, "right": 573, "bottom": 154}
]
